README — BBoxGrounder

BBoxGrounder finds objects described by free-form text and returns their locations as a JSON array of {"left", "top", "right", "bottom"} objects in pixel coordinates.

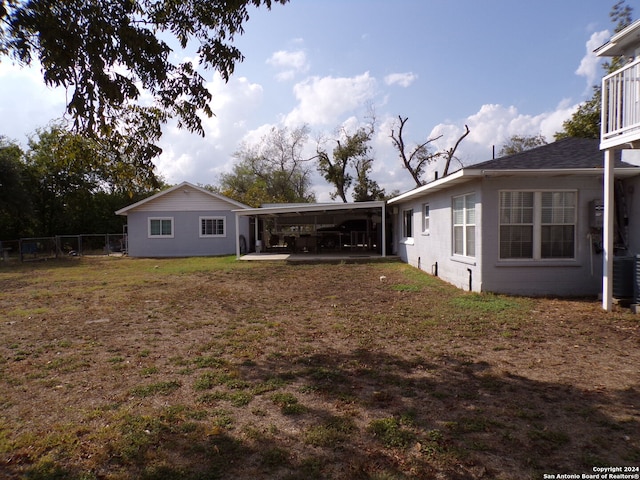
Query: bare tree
[
  {"left": 390, "top": 116, "right": 442, "bottom": 187},
  {"left": 390, "top": 117, "right": 470, "bottom": 185},
  {"left": 442, "top": 124, "right": 470, "bottom": 177}
]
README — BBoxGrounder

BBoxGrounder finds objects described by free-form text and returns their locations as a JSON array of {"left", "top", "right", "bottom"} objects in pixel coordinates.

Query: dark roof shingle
[{"left": 469, "top": 137, "right": 630, "bottom": 170}]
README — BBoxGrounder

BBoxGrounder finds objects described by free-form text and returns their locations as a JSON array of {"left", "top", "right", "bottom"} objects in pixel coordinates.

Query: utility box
[{"left": 589, "top": 199, "right": 604, "bottom": 229}]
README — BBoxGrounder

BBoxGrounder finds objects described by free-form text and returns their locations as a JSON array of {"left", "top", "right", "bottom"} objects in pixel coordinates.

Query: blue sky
[{"left": 0, "top": 0, "right": 621, "bottom": 200}]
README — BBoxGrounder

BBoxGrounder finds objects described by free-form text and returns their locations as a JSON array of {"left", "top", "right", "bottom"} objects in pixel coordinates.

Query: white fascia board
[
  {"left": 477, "top": 167, "right": 640, "bottom": 178},
  {"left": 232, "top": 201, "right": 386, "bottom": 216},
  {"left": 387, "top": 167, "right": 640, "bottom": 206},
  {"left": 595, "top": 19, "right": 640, "bottom": 57},
  {"left": 387, "top": 169, "right": 470, "bottom": 205}
]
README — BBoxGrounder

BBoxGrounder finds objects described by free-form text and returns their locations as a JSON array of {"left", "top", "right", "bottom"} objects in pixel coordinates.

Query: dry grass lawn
[{"left": 0, "top": 256, "right": 638, "bottom": 479}]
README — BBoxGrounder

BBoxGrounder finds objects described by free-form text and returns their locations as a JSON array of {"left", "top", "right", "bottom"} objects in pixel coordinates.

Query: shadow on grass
[{"left": 2, "top": 349, "right": 638, "bottom": 480}]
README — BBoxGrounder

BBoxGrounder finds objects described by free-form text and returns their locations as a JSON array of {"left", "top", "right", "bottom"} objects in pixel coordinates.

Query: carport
[{"left": 233, "top": 201, "right": 388, "bottom": 259}]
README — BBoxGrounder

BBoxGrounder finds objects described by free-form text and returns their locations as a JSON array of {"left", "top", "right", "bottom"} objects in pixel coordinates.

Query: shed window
[
  {"left": 200, "top": 217, "right": 225, "bottom": 237},
  {"left": 453, "top": 193, "right": 475, "bottom": 257},
  {"left": 149, "top": 218, "right": 173, "bottom": 238},
  {"left": 499, "top": 191, "right": 575, "bottom": 260}
]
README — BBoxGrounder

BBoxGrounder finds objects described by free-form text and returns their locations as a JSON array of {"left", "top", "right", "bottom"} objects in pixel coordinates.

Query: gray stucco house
[
  {"left": 388, "top": 137, "right": 640, "bottom": 296},
  {"left": 116, "top": 182, "right": 250, "bottom": 257}
]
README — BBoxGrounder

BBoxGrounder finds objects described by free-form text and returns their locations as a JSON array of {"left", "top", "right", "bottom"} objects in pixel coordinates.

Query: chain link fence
[{"left": 0, "top": 234, "right": 127, "bottom": 264}]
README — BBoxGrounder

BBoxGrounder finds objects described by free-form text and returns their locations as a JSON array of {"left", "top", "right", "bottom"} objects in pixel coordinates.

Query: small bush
[
  {"left": 368, "top": 417, "right": 416, "bottom": 449},
  {"left": 304, "top": 416, "right": 357, "bottom": 447},
  {"left": 271, "top": 392, "right": 306, "bottom": 415},
  {"left": 129, "top": 381, "right": 181, "bottom": 398}
]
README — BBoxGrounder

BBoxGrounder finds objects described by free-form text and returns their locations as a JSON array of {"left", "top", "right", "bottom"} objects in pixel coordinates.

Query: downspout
[{"left": 467, "top": 268, "right": 473, "bottom": 292}]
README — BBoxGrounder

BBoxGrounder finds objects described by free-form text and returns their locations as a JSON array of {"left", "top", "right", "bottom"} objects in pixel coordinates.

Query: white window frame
[
  {"left": 422, "top": 203, "right": 430, "bottom": 235},
  {"left": 452, "top": 193, "right": 476, "bottom": 257},
  {"left": 402, "top": 208, "right": 414, "bottom": 239},
  {"left": 499, "top": 190, "right": 576, "bottom": 260},
  {"left": 199, "top": 216, "right": 226, "bottom": 238},
  {"left": 148, "top": 217, "right": 174, "bottom": 238}
]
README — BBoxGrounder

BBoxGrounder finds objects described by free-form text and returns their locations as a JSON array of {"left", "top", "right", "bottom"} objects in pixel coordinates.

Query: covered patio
[
  {"left": 238, "top": 251, "right": 398, "bottom": 264},
  {"left": 233, "top": 201, "right": 389, "bottom": 260}
]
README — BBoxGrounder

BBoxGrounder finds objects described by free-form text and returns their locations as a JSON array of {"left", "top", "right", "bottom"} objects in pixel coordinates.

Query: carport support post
[
  {"left": 235, "top": 213, "right": 241, "bottom": 259},
  {"left": 381, "top": 202, "right": 386, "bottom": 257},
  {"left": 254, "top": 217, "right": 260, "bottom": 252},
  {"left": 602, "top": 148, "right": 615, "bottom": 311}
]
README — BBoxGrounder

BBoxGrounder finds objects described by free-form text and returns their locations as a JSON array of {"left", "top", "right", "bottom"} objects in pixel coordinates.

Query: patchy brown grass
[{"left": 0, "top": 256, "right": 638, "bottom": 479}]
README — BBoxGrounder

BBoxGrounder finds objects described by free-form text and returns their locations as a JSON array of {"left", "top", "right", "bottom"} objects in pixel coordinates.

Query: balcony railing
[{"left": 601, "top": 57, "right": 640, "bottom": 149}]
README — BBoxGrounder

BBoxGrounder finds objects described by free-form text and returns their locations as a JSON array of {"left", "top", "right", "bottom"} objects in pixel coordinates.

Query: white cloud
[
  {"left": 421, "top": 101, "right": 579, "bottom": 179},
  {"left": 284, "top": 72, "right": 378, "bottom": 127},
  {"left": 575, "top": 30, "right": 609, "bottom": 90},
  {"left": 0, "top": 62, "right": 67, "bottom": 143},
  {"left": 266, "top": 49, "right": 309, "bottom": 81},
  {"left": 384, "top": 72, "right": 418, "bottom": 88},
  {"left": 154, "top": 73, "right": 265, "bottom": 185}
]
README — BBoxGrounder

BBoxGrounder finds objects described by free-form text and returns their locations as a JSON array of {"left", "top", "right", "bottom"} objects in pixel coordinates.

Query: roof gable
[{"left": 116, "top": 182, "right": 248, "bottom": 215}]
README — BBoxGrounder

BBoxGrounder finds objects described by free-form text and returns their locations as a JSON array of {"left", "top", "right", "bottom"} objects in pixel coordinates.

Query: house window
[
  {"left": 422, "top": 203, "right": 430, "bottom": 234},
  {"left": 541, "top": 192, "right": 576, "bottom": 258},
  {"left": 499, "top": 191, "right": 576, "bottom": 260},
  {"left": 499, "top": 191, "right": 533, "bottom": 258},
  {"left": 200, "top": 217, "right": 226, "bottom": 237},
  {"left": 403, "top": 209, "right": 413, "bottom": 238},
  {"left": 149, "top": 217, "right": 173, "bottom": 238},
  {"left": 453, "top": 193, "right": 475, "bottom": 257}
]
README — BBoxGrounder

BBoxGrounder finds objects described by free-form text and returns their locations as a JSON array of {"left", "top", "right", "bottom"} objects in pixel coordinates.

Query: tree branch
[{"left": 442, "top": 124, "right": 470, "bottom": 177}]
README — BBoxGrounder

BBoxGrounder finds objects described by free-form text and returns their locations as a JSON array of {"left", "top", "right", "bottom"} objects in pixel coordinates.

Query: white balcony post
[{"left": 602, "top": 148, "right": 615, "bottom": 311}]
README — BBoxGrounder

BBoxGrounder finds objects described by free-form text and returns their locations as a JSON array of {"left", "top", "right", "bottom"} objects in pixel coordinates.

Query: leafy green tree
[
  {"left": 0, "top": 125, "right": 160, "bottom": 239},
  {"left": 353, "top": 155, "right": 385, "bottom": 202},
  {"left": 0, "top": 136, "right": 32, "bottom": 239},
  {"left": 221, "top": 125, "right": 315, "bottom": 206},
  {"left": 317, "top": 116, "right": 384, "bottom": 202},
  {"left": 219, "top": 162, "right": 273, "bottom": 207},
  {"left": 1, "top": 0, "right": 288, "bottom": 166},
  {"left": 23, "top": 125, "right": 99, "bottom": 235},
  {"left": 555, "top": 88, "right": 602, "bottom": 141},
  {"left": 554, "top": 1, "right": 633, "bottom": 140},
  {"left": 317, "top": 127, "right": 367, "bottom": 203},
  {"left": 21, "top": 123, "right": 159, "bottom": 235},
  {"left": 499, "top": 133, "right": 548, "bottom": 156}
]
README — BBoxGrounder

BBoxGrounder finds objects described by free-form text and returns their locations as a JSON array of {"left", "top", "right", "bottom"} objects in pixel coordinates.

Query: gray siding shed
[{"left": 116, "top": 182, "right": 249, "bottom": 258}]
